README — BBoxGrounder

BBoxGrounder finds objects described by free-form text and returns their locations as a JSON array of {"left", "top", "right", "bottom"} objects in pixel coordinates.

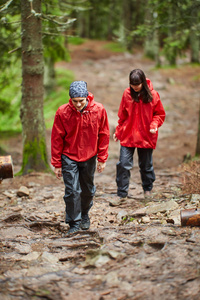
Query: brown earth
[{"left": 0, "top": 40, "right": 200, "bottom": 300}]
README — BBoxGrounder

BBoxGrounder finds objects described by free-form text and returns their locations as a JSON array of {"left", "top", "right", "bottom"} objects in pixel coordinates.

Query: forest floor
[{"left": 1, "top": 40, "right": 200, "bottom": 300}]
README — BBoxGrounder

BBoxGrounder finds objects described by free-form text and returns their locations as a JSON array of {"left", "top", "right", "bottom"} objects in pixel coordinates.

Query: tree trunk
[
  {"left": 196, "top": 101, "right": 200, "bottom": 156},
  {"left": 144, "top": 7, "right": 160, "bottom": 66},
  {"left": 88, "top": 0, "right": 97, "bottom": 39},
  {"left": 167, "top": 3, "right": 177, "bottom": 65},
  {"left": 122, "top": 0, "right": 133, "bottom": 51},
  {"left": 190, "top": 7, "right": 199, "bottom": 63},
  {"left": 20, "top": 0, "right": 49, "bottom": 174}
]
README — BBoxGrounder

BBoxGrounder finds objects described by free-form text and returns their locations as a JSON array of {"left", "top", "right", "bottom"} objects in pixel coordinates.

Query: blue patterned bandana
[{"left": 69, "top": 81, "right": 88, "bottom": 98}]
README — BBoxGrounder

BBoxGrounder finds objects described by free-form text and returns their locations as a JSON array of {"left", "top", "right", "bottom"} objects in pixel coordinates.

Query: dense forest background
[
  {"left": 0, "top": 0, "right": 200, "bottom": 173},
  {"left": 1, "top": 2, "right": 200, "bottom": 298}
]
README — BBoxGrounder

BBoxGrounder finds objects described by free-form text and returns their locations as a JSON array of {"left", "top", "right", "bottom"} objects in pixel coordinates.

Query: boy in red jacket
[
  {"left": 113, "top": 69, "right": 165, "bottom": 199},
  {"left": 51, "top": 81, "right": 110, "bottom": 234}
]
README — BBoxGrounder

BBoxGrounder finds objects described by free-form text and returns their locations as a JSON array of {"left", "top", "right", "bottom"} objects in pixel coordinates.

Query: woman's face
[{"left": 130, "top": 83, "right": 143, "bottom": 92}]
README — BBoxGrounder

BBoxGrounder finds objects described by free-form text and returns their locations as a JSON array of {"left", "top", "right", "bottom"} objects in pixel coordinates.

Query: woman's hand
[
  {"left": 150, "top": 128, "right": 157, "bottom": 134},
  {"left": 54, "top": 167, "right": 62, "bottom": 179},
  {"left": 113, "top": 133, "right": 118, "bottom": 142}
]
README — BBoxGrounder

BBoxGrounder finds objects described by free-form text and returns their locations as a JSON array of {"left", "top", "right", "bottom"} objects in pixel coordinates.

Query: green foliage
[
  {"left": 68, "top": 36, "right": 85, "bottom": 45},
  {"left": 73, "top": 0, "right": 123, "bottom": 40},
  {"left": 129, "top": 217, "right": 135, "bottom": 222},
  {"left": 41, "top": 0, "right": 76, "bottom": 64},
  {"left": 122, "top": 215, "right": 136, "bottom": 224},
  {"left": 103, "top": 42, "right": 126, "bottom": 53},
  {"left": 0, "top": 60, "right": 22, "bottom": 133},
  {"left": 0, "top": 11, "right": 21, "bottom": 89},
  {"left": 0, "top": 64, "right": 74, "bottom": 133},
  {"left": 43, "top": 35, "right": 70, "bottom": 63},
  {"left": 162, "top": 29, "right": 189, "bottom": 65},
  {"left": 0, "top": 0, "right": 75, "bottom": 71},
  {"left": 131, "top": 24, "right": 150, "bottom": 39},
  {"left": 131, "top": 0, "right": 200, "bottom": 65},
  {"left": 44, "top": 67, "right": 74, "bottom": 128}
]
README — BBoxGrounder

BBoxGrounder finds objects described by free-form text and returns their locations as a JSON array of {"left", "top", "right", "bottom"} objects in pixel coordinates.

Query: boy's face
[{"left": 71, "top": 97, "right": 87, "bottom": 111}]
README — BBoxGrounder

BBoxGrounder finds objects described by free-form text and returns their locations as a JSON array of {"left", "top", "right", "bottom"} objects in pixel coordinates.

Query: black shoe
[
  {"left": 67, "top": 221, "right": 80, "bottom": 235},
  {"left": 67, "top": 226, "right": 80, "bottom": 235},
  {"left": 80, "top": 214, "right": 90, "bottom": 230}
]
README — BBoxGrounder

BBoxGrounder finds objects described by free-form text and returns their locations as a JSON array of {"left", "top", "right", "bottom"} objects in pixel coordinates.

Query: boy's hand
[
  {"left": 97, "top": 162, "right": 106, "bottom": 173},
  {"left": 150, "top": 128, "right": 157, "bottom": 134},
  {"left": 54, "top": 167, "right": 62, "bottom": 179}
]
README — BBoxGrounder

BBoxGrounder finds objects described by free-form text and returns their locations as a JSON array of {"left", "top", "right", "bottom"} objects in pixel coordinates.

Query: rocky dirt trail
[{"left": 0, "top": 41, "right": 200, "bottom": 299}]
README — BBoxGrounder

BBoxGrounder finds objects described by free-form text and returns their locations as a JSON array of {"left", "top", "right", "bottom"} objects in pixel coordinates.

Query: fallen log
[
  {"left": 0, "top": 155, "right": 14, "bottom": 183},
  {"left": 180, "top": 208, "right": 200, "bottom": 226}
]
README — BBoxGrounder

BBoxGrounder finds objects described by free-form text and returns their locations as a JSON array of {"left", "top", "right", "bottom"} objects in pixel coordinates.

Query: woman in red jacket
[
  {"left": 113, "top": 69, "right": 165, "bottom": 199},
  {"left": 51, "top": 81, "right": 110, "bottom": 234}
]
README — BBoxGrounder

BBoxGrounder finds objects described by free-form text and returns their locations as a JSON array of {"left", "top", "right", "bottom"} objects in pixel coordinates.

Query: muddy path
[{"left": 0, "top": 41, "right": 200, "bottom": 299}]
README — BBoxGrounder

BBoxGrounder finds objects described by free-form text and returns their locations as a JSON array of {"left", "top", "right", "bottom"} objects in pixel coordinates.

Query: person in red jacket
[
  {"left": 51, "top": 81, "right": 110, "bottom": 234},
  {"left": 113, "top": 69, "right": 165, "bottom": 199}
]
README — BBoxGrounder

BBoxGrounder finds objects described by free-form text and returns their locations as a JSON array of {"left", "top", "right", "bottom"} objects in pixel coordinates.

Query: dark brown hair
[{"left": 129, "top": 69, "right": 153, "bottom": 103}]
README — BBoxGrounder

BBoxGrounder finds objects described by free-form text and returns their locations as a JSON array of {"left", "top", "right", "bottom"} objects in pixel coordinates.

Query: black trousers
[
  {"left": 61, "top": 154, "right": 96, "bottom": 225},
  {"left": 116, "top": 146, "right": 155, "bottom": 197}
]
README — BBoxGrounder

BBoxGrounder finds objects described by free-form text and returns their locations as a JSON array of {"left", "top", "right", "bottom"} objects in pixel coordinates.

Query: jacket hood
[{"left": 146, "top": 78, "right": 153, "bottom": 91}]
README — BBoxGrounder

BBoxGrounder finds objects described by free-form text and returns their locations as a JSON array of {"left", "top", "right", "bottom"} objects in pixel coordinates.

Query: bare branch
[
  {"left": 25, "top": 9, "right": 76, "bottom": 28},
  {"left": 42, "top": 32, "right": 69, "bottom": 37},
  {"left": 41, "top": 14, "right": 76, "bottom": 27},
  {"left": 8, "top": 46, "right": 21, "bottom": 54},
  {"left": 0, "top": 0, "right": 14, "bottom": 12}
]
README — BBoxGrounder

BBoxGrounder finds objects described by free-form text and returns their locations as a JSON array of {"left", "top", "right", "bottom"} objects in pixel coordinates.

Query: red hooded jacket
[
  {"left": 115, "top": 79, "right": 165, "bottom": 149},
  {"left": 51, "top": 92, "right": 110, "bottom": 168}
]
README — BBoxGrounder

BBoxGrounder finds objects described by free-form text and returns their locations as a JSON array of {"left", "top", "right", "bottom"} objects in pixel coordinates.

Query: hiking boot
[
  {"left": 109, "top": 197, "right": 127, "bottom": 207},
  {"left": 80, "top": 214, "right": 90, "bottom": 230},
  {"left": 66, "top": 221, "right": 80, "bottom": 235},
  {"left": 144, "top": 190, "right": 152, "bottom": 199},
  {"left": 67, "top": 226, "right": 80, "bottom": 234}
]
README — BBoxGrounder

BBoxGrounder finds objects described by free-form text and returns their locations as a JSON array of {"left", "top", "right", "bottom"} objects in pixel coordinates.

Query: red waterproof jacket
[
  {"left": 115, "top": 79, "right": 165, "bottom": 149},
  {"left": 51, "top": 92, "right": 110, "bottom": 168}
]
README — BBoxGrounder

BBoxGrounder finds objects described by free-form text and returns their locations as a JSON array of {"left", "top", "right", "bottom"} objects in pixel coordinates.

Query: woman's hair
[{"left": 129, "top": 69, "right": 153, "bottom": 103}]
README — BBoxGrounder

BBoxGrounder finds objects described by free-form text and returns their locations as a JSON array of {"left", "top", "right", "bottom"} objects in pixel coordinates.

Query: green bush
[
  {"left": 0, "top": 61, "right": 22, "bottom": 133},
  {"left": 0, "top": 65, "right": 74, "bottom": 133}
]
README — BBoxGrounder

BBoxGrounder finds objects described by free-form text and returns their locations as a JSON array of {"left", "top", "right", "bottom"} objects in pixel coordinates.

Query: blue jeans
[
  {"left": 116, "top": 146, "right": 155, "bottom": 197},
  {"left": 61, "top": 155, "right": 96, "bottom": 225}
]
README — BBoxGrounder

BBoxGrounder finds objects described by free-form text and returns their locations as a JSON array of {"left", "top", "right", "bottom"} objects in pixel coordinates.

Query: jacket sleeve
[
  {"left": 150, "top": 92, "right": 166, "bottom": 130},
  {"left": 51, "top": 110, "right": 66, "bottom": 168},
  {"left": 97, "top": 107, "right": 110, "bottom": 163},
  {"left": 115, "top": 92, "right": 128, "bottom": 140}
]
